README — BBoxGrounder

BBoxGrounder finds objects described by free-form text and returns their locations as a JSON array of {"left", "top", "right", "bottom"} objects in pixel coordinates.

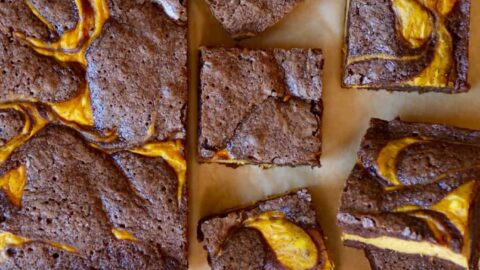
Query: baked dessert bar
[
  {"left": 198, "top": 189, "right": 333, "bottom": 270},
  {"left": 342, "top": 0, "right": 471, "bottom": 93},
  {"left": 337, "top": 118, "right": 480, "bottom": 269},
  {"left": 203, "top": 0, "right": 304, "bottom": 39},
  {"left": 198, "top": 47, "right": 323, "bottom": 167},
  {"left": 0, "top": 0, "right": 188, "bottom": 268}
]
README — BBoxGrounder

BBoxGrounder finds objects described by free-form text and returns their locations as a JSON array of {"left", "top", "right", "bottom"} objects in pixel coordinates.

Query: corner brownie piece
[
  {"left": 204, "top": 0, "right": 303, "bottom": 39},
  {"left": 342, "top": 0, "right": 471, "bottom": 93},
  {"left": 198, "top": 47, "right": 323, "bottom": 167},
  {"left": 337, "top": 118, "right": 480, "bottom": 269},
  {"left": 198, "top": 189, "right": 333, "bottom": 270},
  {"left": 0, "top": 125, "right": 188, "bottom": 269}
]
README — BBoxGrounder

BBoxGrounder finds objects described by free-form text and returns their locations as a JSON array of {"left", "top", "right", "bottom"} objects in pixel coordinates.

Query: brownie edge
[
  {"left": 198, "top": 47, "right": 323, "bottom": 167},
  {"left": 198, "top": 189, "right": 333, "bottom": 270},
  {"left": 203, "top": 0, "right": 304, "bottom": 39}
]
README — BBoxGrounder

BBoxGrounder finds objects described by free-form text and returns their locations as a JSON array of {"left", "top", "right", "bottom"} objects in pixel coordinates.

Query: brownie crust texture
[{"left": 198, "top": 47, "right": 323, "bottom": 167}]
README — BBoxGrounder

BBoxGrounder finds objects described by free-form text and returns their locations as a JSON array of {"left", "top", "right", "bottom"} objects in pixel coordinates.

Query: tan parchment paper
[{"left": 187, "top": 0, "right": 480, "bottom": 269}]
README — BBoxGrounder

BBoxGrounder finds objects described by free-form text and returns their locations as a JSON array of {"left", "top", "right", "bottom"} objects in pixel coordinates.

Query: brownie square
[
  {"left": 337, "top": 118, "right": 480, "bottom": 269},
  {"left": 342, "top": 0, "right": 471, "bottom": 93},
  {"left": 204, "top": 0, "right": 304, "bottom": 39},
  {"left": 198, "top": 189, "right": 333, "bottom": 270},
  {"left": 0, "top": 1, "right": 188, "bottom": 269},
  {"left": 198, "top": 47, "right": 323, "bottom": 167}
]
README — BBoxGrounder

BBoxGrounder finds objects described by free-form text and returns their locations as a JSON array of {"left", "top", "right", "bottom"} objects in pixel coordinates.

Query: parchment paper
[{"left": 186, "top": 0, "right": 480, "bottom": 269}]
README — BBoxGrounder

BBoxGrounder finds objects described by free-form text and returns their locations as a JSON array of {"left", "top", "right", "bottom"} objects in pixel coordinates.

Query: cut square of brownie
[
  {"left": 342, "top": 0, "right": 471, "bottom": 93},
  {"left": 337, "top": 118, "right": 480, "bottom": 269},
  {"left": 203, "top": 0, "right": 304, "bottom": 39},
  {"left": 198, "top": 189, "right": 333, "bottom": 270},
  {"left": 198, "top": 47, "right": 323, "bottom": 167}
]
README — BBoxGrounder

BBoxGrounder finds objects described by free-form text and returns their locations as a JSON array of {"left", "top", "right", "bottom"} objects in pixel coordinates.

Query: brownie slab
[
  {"left": 198, "top": 47, "right": 323, "bottom": 166},
  {"left": 342, "top": 0, "right": 471, "bottom": 93},
  {"left": 0, "top": 109, "right": 24, "bottom": 146},
  {"left": 337, "top": 118, "right": 480, "bottom": 269},
  {"left": 204, "top": 0, "right": 303, "bottom": 38},
  {"left": 198, "top": 189, "right": 333, "bottom": 270},
  {"left": 0, "top": 125, "right": 187, "bottom": 269},
  {"left": 0, "top": 0, "right": 53, "bottom": 40}
]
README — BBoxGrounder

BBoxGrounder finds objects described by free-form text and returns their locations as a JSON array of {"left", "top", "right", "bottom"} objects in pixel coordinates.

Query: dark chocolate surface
[
  {"left": 198, "top": 189, "right": 329, "bottom": 270},
  {"left": 198, "top": 47, "right": 323, "bottom": 166},
  {"left": 337, "top": 118, "right": 480, "bottom": 268},
  {"left": 0, "top": 125, "right": 187, "bottom": 269},
  {"left": 204, "top": 0, "right": 303, "bottom": 38},
  {"left": 343, "top": 0, "right": 471, "bottom": 92}
]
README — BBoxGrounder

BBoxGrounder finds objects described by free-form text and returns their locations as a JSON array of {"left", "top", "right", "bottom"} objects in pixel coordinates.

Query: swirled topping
[{"left": 344, "top": 0, "right": 467, "bottom": 91}]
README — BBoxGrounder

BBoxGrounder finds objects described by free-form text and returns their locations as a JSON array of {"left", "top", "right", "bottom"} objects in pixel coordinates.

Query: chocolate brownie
[
  {"left": 0, "top": 1, "right": 189, "bottom": 268},
  {"left": 204, "top": 0, "right": 303, "bottom": 38},
  {"left": 337, "top": 118, "right": 480, "bottom": 269},
  {"left": 198, "top": 47, "right": 323, "bottom": 166},
  {"left": 0, "top": 109, "right": 24, "bottom": 146},
  {"left": 0, "top": 125, "right": 187, "bottom": 269},
  {"left": 87, "top": 0, "right": 187, "bottom": 147},
  {"left": 198, "top": 189, "right": 333, "bottom": 270},
  {"left": 342, "top": 0, "right": 471, "bottom": 93},
  {"left": 0, "top": 33, "right": 84, "bottom": 103}
]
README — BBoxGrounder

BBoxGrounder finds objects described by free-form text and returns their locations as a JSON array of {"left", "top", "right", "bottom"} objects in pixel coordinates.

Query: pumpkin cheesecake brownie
[
  {"left": 198, "top": 189, "right": 333, "bottom": 270},
  {"left": 342, "top": 0, "right": 471, "bottom": 93},
  {"left": 337, "top": 118, "right": 480, "bottom": 269}
]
